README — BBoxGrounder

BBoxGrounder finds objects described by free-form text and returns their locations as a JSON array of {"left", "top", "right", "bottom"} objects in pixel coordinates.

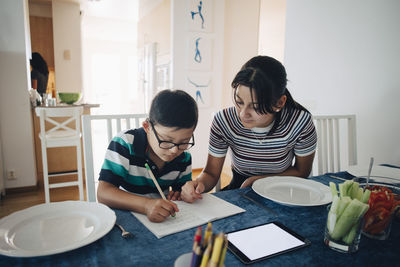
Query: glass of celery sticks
[{"left": 324, "top": 180, "right": 371, "bottom": 253}]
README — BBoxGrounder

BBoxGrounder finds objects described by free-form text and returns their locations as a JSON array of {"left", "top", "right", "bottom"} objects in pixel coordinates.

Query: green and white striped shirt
[{"left": 99, "top": 128, "right": 192, "bottom": 194}]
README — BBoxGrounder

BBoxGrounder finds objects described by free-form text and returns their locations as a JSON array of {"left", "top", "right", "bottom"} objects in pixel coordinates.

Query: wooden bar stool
[{"left": 35, "top": 107, "right": 84, "bottom": 203}]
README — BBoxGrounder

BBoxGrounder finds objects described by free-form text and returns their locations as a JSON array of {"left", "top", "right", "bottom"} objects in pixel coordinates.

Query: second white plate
[
  {"left": 0, "top": 201, "right": 116, "bottom": 257},
  {"left": 347, "top": 165, "right": 400, "bottom": 183},
  {"left": 252, "top": 176, "right": 332, "bottom": 206}
]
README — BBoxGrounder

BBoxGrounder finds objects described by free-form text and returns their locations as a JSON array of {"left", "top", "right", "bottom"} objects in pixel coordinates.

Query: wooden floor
[{"left": 0, "top": 169, "right": 231, "bottom": 219}]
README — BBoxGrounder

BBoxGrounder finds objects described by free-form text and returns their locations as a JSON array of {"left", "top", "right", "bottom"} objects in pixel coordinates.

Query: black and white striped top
[{"left": 209, "top": 106, "right": 317, "bottom": 177}]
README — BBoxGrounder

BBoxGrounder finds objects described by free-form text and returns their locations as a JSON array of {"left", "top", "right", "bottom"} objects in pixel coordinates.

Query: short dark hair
[{"left": 149, "top": 89, "right": 198, "bottom": 129}]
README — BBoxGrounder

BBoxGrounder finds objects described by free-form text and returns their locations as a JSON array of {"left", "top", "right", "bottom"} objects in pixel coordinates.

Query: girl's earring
[{"left": 275, "top": 109, "right": 280, "bottom": 112}]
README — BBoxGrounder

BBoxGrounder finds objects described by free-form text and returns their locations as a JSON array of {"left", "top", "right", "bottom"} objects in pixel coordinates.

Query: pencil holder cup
[{"left": 174, "top": 252, "right": 192, "bottom": 267}]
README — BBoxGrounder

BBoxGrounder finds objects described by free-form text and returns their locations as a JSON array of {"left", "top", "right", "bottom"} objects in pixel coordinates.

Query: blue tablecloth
[{"left": 1, "top": 172, "right": 399, "bottom": 266}]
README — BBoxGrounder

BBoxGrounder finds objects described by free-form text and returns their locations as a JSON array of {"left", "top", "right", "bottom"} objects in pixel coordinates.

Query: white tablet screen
[{"left": 227, "top": 222, "right": 306, "bottom": 261}]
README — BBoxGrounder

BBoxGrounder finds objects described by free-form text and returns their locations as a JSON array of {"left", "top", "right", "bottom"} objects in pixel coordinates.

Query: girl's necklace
[{"left": 251, "top": 130, "right": 266, "bottom": 144}]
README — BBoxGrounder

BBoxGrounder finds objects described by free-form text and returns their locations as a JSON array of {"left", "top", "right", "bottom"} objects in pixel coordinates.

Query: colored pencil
[
  {"left": 199, "top": 239, "right": 212, "bottom": 267},
  {"left": 218, "top": 236, "right": 228, "bottom": 267},
  {"left": 202, "top": 222, "right": 212, "bottom": 248},
  {"left": 192, "top": 245, "right": 203, "bottom": 267},
  {"left": 209, "top": 233, "right": 224, "bottom": 267}
]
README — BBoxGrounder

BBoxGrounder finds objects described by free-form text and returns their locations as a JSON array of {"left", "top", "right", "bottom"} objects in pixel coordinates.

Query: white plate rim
[
  {"left": 347, "top": 165, "right": 400, "bottom": 180},
  {"left": 252, "top": 176, "right": 332, "bottom": 206},
  {"left": 0, "top": 201, "right": 116, "bottom": 257}
]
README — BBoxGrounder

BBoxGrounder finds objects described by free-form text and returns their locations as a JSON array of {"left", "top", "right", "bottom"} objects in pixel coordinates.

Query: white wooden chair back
[
  {"left": 82, "top": 114, "right": 148, "bottom": 202},
  {"left": 35, "top": 107, "right": 83, "bottom": 147},
  {"left": 312, "top": 115, "right": 357, "bottom": 176},
  {"left": 35, "top": 106, "right": 84, "bottom": 203}
]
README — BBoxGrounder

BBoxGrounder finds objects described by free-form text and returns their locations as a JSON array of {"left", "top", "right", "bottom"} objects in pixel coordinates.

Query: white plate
[
  {"left": 347, "top": 165, "right": 400, "bottom": 183},
  {"left": 252, "top": 176, "right": 332, "bottom": 206},
  {"left": 0, "top": 201, "right": 116, "bottom": 257}
]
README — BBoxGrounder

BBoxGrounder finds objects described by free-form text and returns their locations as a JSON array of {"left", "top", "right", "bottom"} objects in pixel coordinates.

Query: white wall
[
  {"left": 221, "top": 0, "right": 260, "bottom": 108},
  {"left": 0, "top": 0, "right": 37, "bottom": 188},
  {"left": 284, "top": 0, "right": 400, "bottom": 167},
  {"left": 52, "top": 1, "right": 83, "bottom": 93},
  {"left": 258, "top": 0, "right": 286, "bottom": 62}
]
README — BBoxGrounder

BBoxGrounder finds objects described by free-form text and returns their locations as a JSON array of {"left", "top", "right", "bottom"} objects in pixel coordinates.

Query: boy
[{"left": 97, "top": 89, "right": 198, "bottom": 222}]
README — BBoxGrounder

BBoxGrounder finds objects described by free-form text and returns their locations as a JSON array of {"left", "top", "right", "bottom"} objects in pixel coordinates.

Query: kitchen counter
[{"left": 31, "top": 103, "right": 100, "bottom": 188}]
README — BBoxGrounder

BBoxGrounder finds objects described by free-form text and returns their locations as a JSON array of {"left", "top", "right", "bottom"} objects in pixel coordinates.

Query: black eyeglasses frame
[{"left": 149, "top": 121, "right": 195, "bottom": 150}]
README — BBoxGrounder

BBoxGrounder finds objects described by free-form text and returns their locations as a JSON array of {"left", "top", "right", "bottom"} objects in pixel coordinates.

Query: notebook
[{"left": 131, "top": 193, "right": 246, "bottom": 238}]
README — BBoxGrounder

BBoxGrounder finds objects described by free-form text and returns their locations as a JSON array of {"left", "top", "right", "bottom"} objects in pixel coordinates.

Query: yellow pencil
[
  {"left": 144, "top": 163, "right": 175, "bottom": 217},
  {"left": 218, "top": 236, "right": 228, "bottom": 267},
  {"left": 202, "top": 222, "right": 212, "bottom": 248},
  {"left": 209, "top": 233, "right": 224, "bottom": 267},
  {"left": 199, "top": 239, "right": 212, "bottom": 267}
]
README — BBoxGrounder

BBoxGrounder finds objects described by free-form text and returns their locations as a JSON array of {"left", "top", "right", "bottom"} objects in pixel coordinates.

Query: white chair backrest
[
  {"left": 82, "top": 113, "right": 148, "bottom": 202},
  {"left": 312, "top": 115, "right": 357, "bottom": 176},
  {"left": 35, "top": 107, "right": 83, "bottom": 141}
]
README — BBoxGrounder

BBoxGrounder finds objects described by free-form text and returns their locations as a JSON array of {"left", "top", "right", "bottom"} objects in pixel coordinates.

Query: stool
[{"left": 35, "top": 107, "right": 84, "bottom": 203}]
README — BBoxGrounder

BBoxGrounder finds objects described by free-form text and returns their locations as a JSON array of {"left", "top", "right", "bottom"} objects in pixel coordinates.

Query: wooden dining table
[{"left": 1, "top": 171, "right": 399, "bottom": 266}]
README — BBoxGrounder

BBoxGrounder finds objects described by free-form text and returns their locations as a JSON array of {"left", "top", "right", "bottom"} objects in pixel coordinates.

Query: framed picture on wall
[
  {"left": 187, "top": 0, "right": 214, "bottom": 32},
  {"left": 186, "top": 72, "right": 212, "bottom": 108},
  {"left": 186, "top": 34, "right": 213, "bottom": 71}
]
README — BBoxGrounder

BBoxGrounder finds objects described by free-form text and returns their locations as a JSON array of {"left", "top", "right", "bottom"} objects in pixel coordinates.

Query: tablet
[{"left": 227, "top": 222, "right": 311, "bottom": 264}]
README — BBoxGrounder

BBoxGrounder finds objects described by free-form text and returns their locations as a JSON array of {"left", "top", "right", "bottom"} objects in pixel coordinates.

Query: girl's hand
[
  {"left": 144, "top": 198, "right": 179, "bottom": 222},
  {"left": 181, "top": 180, "right": 204, "bottom": 203},
  {"left": 240, "top": 177, "right": 256, "bottom": 188},
  {"left": 167, "top": 190, "right": 181, "bottom": 201}
]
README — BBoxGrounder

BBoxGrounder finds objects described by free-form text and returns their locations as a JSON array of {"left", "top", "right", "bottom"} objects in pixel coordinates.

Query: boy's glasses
[{"left": 149, "top": 121, "right": 195, "bottom": 150}]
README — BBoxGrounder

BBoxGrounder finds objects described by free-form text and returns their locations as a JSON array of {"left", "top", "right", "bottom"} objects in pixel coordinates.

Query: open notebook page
[{"left": 131, "top": 193, "right": 245, "bottom": 238}]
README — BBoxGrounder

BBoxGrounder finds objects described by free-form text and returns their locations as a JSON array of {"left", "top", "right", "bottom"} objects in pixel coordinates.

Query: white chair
[
  {"left": 82, "top": 114, "right": 147, "bottom": 202},
  {"left": 35, "top": 107, "right": 84, "bottom": 203},
  {"left": 312, "top": 115, "right": 358, "bottom": 176}
]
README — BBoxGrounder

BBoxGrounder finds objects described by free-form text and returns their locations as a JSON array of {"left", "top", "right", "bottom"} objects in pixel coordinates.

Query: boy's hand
[
  {"left": 144, "top": 199, "right": 179, "bottom": 222},
  {"left": 181, "top": 180, "right": 204, "bottom": 203},
  {"left": 167, "top": 190, "right": 181, "bottom": 201}
]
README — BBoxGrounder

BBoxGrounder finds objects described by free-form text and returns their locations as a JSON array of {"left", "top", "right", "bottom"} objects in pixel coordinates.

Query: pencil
[
  {"left": 144, "top": 163, "right": 175, "bottom": 217},
  {"left": 193, "top": 226, "right": 202, "bottom": 250},
  {"left": 145, "top": 163, "right": 166, "bottom": 199},
  {"left": 192, "top": 245, "right": 203, "bottom": 267},
  {"left": 209, "top": 233, "right": 224, "bottom": 267},
  {"left": 218, "top": 236, "right": 228, "bottom": 267},
  {"left": 202, "top": 222, "right": 212, "bottom": 248},
  {"left": 199, "top": 239, "right": 212, "bottom": 267}
]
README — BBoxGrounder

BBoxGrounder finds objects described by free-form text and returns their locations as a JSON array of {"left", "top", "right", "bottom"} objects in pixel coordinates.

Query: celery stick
[
  {"left": 329, "top": 182, "right": 338, "bottom": 198},
  {"left": 337, "top": 196, "right": 351, "bottom": 218},
  {"left": 341, "top": 202, "right": 370, "bottom": 244},
  {"left": 339, "top": 183, "right": 345, "bottom": 197},
  {"left": 361, "top": 189, "right": 371, "bottom": 204},
  {"left": 330, "top": 199, "right": 367, "bottom": 240},
  {"left": 356, "top": 188, "right": 363, "bottom": 201},
  {"left": 351, "top": 182, "right": 360, "bottom": 199},
  {"left": 328, "top": 195, "right": 340, "bottom": 234},
  {"left": 344, "top": 180, "right": 353, "bottom": 197},
  {"left": 330, "top": 195, "right": 340, "bottom": 214},
  {"left": 327, "top": 211, "right": 337, "bottom": 234},
  {"left": 342, "top": 221, "right": 360, "bottom": 245}
]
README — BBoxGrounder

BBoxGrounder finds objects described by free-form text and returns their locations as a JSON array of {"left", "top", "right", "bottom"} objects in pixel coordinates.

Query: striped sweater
[
  {"left": 209, "top": 106, "right": 317, "bottom": 177},
  {"left": 99, "top": 128, "right": 192, "bottom": 194}
]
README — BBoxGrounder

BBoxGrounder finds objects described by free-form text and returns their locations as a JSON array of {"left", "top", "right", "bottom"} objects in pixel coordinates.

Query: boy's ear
[{"left": 142, "top": 120, "right": 150, "bottom": 133}]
